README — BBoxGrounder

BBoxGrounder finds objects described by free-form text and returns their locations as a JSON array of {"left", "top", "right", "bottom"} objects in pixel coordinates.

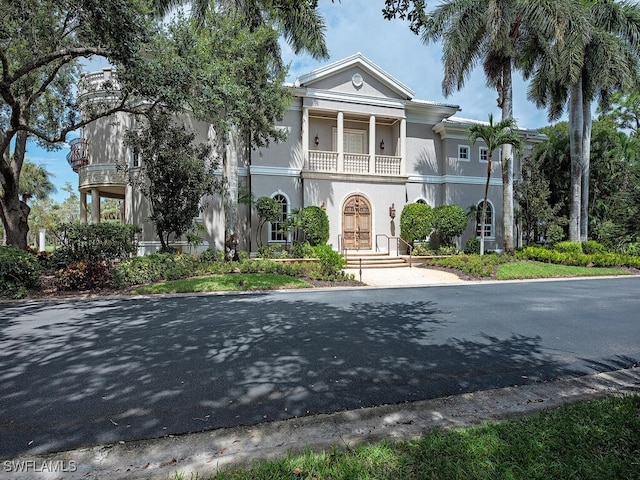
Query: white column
[
  {"left": 80, "top": 191, "right": 88, "bottom": 223},
  {"left": 369, "top": 115, "right": 376, "bottom": 174},
  {"left": 302, "top": 106, "right": 309, "bottom": 170},
  {"left": 400, "top": 118, "right": 407, "bottom": 175},
  {"left": 91, "top": 188, "right": 100, "bottom": 224},
  {"left": 38, "top": 228, "right": 46, "bottom": 252},
  {"left": 337, "top": 111, "right": 344, "bottom": 172}
]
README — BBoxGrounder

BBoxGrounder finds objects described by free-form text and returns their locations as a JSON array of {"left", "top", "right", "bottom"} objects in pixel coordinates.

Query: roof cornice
[{"left": 296, "top": 52, "right": 415, "bottom": 100}]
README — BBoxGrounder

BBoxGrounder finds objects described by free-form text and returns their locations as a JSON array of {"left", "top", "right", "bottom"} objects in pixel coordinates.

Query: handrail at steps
[{"left": 375, "top": 234, "right": 413, "bottom": 267}]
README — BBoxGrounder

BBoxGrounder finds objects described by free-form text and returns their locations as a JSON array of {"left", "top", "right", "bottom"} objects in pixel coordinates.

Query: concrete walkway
[{"left": 345, "top": 265, "right": 464, "bottom": 287}]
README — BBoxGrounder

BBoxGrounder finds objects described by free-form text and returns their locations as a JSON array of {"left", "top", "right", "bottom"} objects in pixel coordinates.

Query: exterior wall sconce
[
  {"left": 314, "top": 134, "right": 320, "bottom": 146},
  {"left": 321, "top": 201, "right": 326, "bottom": 210},
  {"left": 389, "top": 203, "right": 396, "bottom": 220},
  {"left": 379, "top": 139, "right": 385, "bottom": 151}
]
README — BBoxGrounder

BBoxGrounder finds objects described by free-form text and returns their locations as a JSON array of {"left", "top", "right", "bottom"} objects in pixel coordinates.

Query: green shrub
[
  {"left": 311, "top": 244, "right": 346, "bottom": 276},
  {"left": 113, "top": 253, "right": 199, "bottom": 288},
  {"left": 55, "top": 261, "right": 113, "bottom": 291},
  {"left": 400, "top": 203, "right": 434, "bottom": 247},
  {"left": 425, "top": 253, "right": 512, "bottom": 278},
  {"left": 288, "top": 241, "right": 315, "bottom": 259},
  {"left": 412, "top": 244, "right": 434, "bottom": 256},
  {"left": 432, "top": 205, "right": 467, "bottom": 246},
  {"left": 301, "top": 206, "right": 330, "bottom": 246},
  {"left": 52, "top": 222, "right": 140, "bottom": 264},
  {"left": 582, "top": 240, "right": 607, "bottom": 255},
  {"left": 554, "top": 241, "right": 583, "bottom": 255},
  {"left": 546, "top": 223, "right": 565, "bottom": 245},
  {"left": 199, "top": 248, "right": 224, "bottom": 263},
  {"left": 620, "top": 243, "right": 640, "bottom": 256},
  {"left": 0, "top": 246, "right": 42, "bottom": 298},
  {"left": 464, "top": 237, "right": 481, "bottom": 254},
  {"left": 257, "top": 244, "right": 281, "bottom": 258},
  {"left": 437, "top": 245, "right": 459, "bottom": 255}
]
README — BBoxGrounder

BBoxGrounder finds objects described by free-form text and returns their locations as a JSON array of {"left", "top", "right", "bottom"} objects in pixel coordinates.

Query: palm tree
[
  {"left": 521, "top": 0, "right": 640, "bottom": 242},
  {"left": 468, "top": 114, "right": 523, "bottom": 255},
  {"left": 18, "top": 160, "right": 56, "bottom": 204},
  {"left": 421, "top": 0, "right": 524, "bottom": 253}
]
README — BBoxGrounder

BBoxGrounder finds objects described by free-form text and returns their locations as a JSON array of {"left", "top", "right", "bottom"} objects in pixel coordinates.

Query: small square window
[
  {"left": 479, "top": 147, "right": 489, "bottom": 163},
  {"left": 458, "top": 145, "right": 470, "bottom": 161}
]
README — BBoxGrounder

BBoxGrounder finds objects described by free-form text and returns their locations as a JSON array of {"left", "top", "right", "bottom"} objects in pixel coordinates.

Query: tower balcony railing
[{"left": 67, "top": 138, "right": 90, "bottom": 172}]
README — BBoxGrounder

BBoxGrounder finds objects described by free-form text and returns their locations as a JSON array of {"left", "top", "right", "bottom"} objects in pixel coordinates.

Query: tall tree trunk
[
  {"left": 0, "top": 131, "right": 30, "bottom": 249},
  {"left": 500, "top": 61, "right": 515, "bottom": 254},
  {"left": 568, "top": 81, "right": 584, "bottom": 242},
  {"left": 580, "top": 97, "right": 592, "bottom": 242},
  {"left": 480, "top": 158, "right": 492, "bottom": 256},
  {"left": 224, "top": 128, "right": 239, "bottom": 261}
]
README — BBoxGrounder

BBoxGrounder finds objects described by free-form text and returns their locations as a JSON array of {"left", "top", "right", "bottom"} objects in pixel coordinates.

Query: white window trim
[
  {"left": 476, "top": 199, "right": 495, "bottom": 240},
  {"left": 458, "top": 145, "right": 470, "bottom": 162},
  {"left": 479, "top": 146, "right": 489, "bottom": 163},
  {"left": 269, "top": 190, "right": 291, "bottom": 244}
]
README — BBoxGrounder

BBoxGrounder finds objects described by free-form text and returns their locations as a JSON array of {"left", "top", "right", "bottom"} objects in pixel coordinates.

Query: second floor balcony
[
  {"left": 308, "top": 151, "right": 402, "bottom": 176},
  {"left": 302, "top": 108, "right": 406, "bottom": 177}
]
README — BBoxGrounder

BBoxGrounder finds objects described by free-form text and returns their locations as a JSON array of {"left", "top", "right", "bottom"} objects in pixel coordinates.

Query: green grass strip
[
  {"left": 131, "top": 273, "right": 311, "bottom": 295},
  {"left": 204, "top": 395, "right": 640, "bottom": 480},
  {"left": 497, "top": 260, "right": 630, "bottom": 280}
]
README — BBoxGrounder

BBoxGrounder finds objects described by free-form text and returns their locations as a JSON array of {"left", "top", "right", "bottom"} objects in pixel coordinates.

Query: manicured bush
[
  {"left": 432, "top": 205, "right": 467, "bottom": 246},
  {"left": 400, "top": 203, "right": 434, "bottom": 247},
  {"left": 0, "top": 246, "right": 41, "bottom": 298},
  {"left": 301, "top": 206, "right": 330, "bottom": 246},
  {"left": 52, "top": 222, "right": 140, "bottom": 264},
  {"left": 464, "top": 237, "right": 481, "bottom": 254},
  {"left": 582, "top": 240, "right": 607, "bottom": 255},
  {"left": 554, "top": 241, "right": 583, "bottom": 255},
  {"left": 311, "top": 244, "right": 346, "bottom": 277}
]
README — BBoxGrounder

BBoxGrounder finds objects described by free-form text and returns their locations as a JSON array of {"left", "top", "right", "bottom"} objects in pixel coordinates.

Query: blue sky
[{"left": 34, "top": 0, "right": 552, "bottom": 203}]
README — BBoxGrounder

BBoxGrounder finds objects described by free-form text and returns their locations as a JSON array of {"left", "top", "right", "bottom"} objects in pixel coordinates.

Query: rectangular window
[
  {"left": 458, "top": 145, "right": 470, "bottom": 161},
  {"left": 479, "top": 147, "right": 489, "bottom": 163}
]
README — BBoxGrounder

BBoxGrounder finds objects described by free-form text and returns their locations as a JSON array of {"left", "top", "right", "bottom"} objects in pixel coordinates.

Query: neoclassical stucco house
[{"left": 68, "top": 53, "right": 545, "bottom": 255}]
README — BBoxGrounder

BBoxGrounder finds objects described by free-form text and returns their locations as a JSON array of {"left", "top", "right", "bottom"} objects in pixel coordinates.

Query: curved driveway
[{"left": 1, "top": 277, "right": 639, "bottom": 458}]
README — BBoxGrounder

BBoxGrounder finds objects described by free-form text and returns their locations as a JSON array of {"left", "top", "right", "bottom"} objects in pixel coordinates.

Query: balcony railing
[
  {"left": 309, "top": 151, "right": 338, "bottom": 171},
  {"left": 309, "top": 151, "right": 401, "bottom": 176},
  {"left": 375, "top": 155, "right": 401, "bottom": 176},
  {"left": 67, "top": 138, "right": 89, "bottom": 172}
]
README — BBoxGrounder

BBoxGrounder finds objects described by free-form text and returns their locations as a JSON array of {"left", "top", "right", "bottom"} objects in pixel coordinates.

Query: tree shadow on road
[{"left": 0, "top": 292, "right": 630, "bottom": 458}]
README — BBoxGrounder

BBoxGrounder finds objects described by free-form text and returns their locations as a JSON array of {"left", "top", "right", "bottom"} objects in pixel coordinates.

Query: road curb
[{"left": 5, "top": 367, "right": 639, "bottom": 480}]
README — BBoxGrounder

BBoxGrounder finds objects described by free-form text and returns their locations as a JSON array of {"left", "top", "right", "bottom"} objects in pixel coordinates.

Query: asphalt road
[{"left": 1, "top": 277, "right": 639, "bottom": 458}]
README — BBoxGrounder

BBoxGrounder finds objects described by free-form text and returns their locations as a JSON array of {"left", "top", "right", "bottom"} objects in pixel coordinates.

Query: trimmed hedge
[{"left": 516, "top": 246, "right": 640, "bottom": 269}]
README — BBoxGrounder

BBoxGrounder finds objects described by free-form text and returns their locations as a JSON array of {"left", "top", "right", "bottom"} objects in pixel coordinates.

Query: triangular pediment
[{"left": 296, "top": 53, "right": 415, "bottom": 101}]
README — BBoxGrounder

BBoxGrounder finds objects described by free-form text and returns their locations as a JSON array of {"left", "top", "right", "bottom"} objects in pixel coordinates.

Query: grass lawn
[
  {"left": 496, "top": 261, "right": 630, "bottom": 280},
  {"left": 188, "top": 395, "right": 640, "bottom": 480},
  {"left": 131, "top": 273, "right": 312, "bottom": 295}
]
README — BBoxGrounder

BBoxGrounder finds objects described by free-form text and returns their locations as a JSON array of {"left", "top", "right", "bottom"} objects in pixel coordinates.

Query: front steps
[{"left": 344, "top": 251, "right": 416, "bottom": 269}]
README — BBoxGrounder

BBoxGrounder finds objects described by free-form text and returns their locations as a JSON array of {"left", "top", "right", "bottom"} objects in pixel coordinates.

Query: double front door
[{"left": 342, "top": 195, "right": 371, "bottom": 250}]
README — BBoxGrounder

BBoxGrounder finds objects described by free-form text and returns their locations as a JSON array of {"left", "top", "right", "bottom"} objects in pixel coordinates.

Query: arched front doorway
[{"left": 342, "top": 194, "right": 371, "bottom": 250}]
